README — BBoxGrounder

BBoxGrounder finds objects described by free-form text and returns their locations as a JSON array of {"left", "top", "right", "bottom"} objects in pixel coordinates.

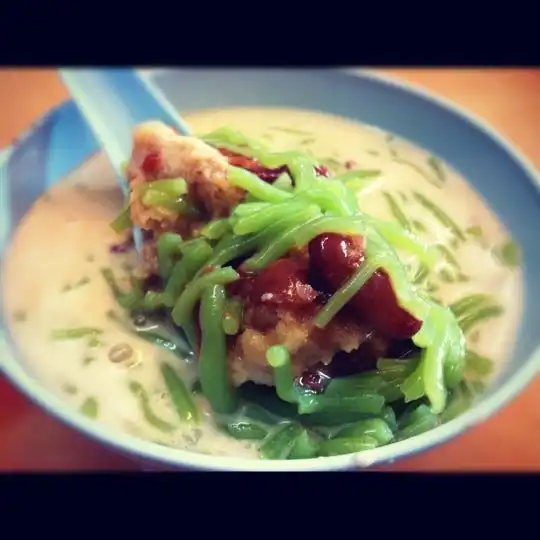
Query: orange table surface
[{"left": 1, "top": 68, "right": 539, "bottom": 472}]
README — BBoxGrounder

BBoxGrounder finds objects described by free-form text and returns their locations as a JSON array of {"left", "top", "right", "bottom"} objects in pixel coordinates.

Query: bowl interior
[
  {"left": 153, "top": 68, "right": 540, "bottom": 394},
  {"left": 1, "top": 68, "right": 539, "bottom": 470}
]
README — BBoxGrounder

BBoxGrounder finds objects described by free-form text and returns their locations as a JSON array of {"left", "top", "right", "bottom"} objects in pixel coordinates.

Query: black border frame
[{"left": 0, "top": 2, "right": 538, "bottom": 66}]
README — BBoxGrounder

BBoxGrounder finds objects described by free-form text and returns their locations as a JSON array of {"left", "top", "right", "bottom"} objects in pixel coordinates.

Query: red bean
[
  {"left": 297, "top": 371, "right": 329, "bottom": 393},
  {"left": 353, "top": 270, "right": 422, "bottom": 339},
  {"left": 228, "top": 258, "right": 320, "bottom": 332},
  {"left": 309, "top": 233, "right": 365, "bottom": 287},
  {"left": 218, "top": 148, "right": 287, "bottom": 183},
  {"left": 218, "top": 148, "right": 330, "bottom": 184},
  {"left": 309, "top": 233, "right": 422, "bottom": 339},
  {"left": 109, "top": 237, "right": 134, "bottom": 254},
  {"left": 314, "top": 165, "right": 330, "bottom": 177},
  {"left": 243, "top": 258, "right": 319, "bottom": 308},
  {"left": 141, "top": 152, "right": 161, "bottom": 175},
  {"left": 218, "top": 148, "right": 261, "bottom": 170}
]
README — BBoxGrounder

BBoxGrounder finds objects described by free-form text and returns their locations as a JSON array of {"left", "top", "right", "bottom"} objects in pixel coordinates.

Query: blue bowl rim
[{"left": 1, "top": 68, "right": 539, "bottom": 471}]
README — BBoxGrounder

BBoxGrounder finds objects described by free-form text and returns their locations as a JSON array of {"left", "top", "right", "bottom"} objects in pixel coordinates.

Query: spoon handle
[
  {"left": 59, "top": 68, "right": 191, "bottom": 185},
  {"left": 59, "top": 68, "right": 191, "bottom": 252}
]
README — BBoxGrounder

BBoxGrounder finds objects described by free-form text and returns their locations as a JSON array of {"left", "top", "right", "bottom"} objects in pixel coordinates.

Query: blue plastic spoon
[{"left": 59, "top": 68, "right": 192, "bottom": 251}]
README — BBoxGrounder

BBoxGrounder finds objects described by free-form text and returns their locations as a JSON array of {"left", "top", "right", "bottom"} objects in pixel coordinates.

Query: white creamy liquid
[{"left": 1, "top": 107, "right": 523, "bottom": 460}]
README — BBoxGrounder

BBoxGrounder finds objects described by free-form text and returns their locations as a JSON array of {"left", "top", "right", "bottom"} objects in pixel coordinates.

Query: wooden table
[{"left": 1, "top": 68, "right": 539, "bottom": 472}]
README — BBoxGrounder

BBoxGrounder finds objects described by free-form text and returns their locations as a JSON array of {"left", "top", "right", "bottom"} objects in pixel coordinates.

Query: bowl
[{"left": 1, "top": 68, "right": 539, "bottom": 471}]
